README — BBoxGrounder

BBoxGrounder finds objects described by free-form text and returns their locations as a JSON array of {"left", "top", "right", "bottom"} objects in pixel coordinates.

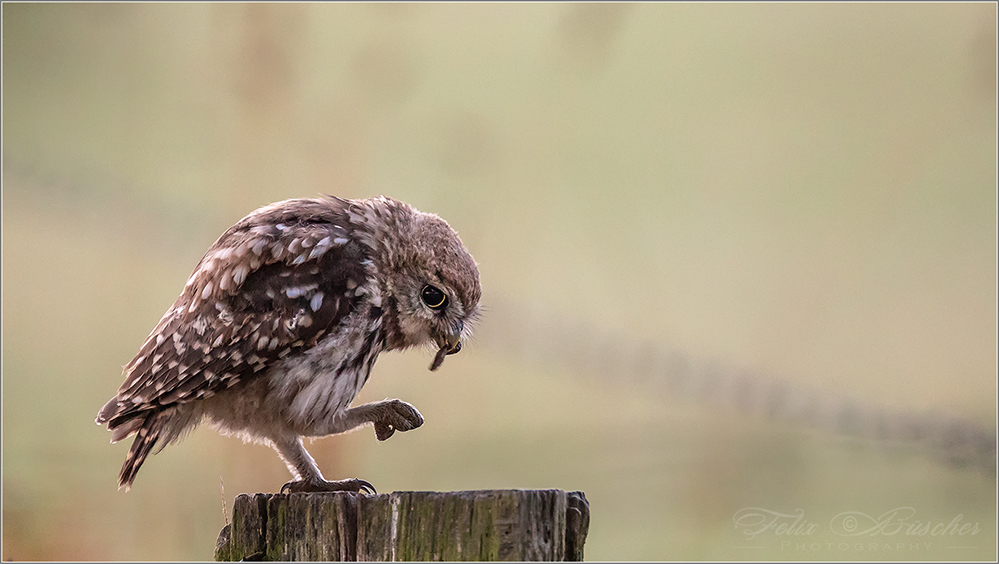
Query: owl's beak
[
  {"left": 443, "top": 322, "right": 463, "bottom": 356},
  {"left": 429, "top": 322, "right": 463, "bottom": 372}
]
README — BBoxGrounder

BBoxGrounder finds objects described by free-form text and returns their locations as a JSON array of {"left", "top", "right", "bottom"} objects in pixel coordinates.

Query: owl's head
[{"left": 356, "top": 197, "right": 481, "bottom": 370}]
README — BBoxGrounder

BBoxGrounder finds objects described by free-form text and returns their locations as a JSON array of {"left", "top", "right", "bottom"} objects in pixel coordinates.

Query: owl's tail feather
[{"left": 118, "top": 411, "right": 167, "bottom": 491}]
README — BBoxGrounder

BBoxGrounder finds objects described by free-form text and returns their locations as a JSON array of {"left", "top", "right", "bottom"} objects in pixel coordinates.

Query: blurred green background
[{"left": 2, "top": 3, "right": 996, "bottom": 561}]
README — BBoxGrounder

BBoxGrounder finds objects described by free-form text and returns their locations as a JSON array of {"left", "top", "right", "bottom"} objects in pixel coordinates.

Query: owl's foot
[
  {"left": 372, "top": 399, "right": 424, "bottom": 441},
  {"left": 281, "top": 477, "right": 376, "bottom": 494}
]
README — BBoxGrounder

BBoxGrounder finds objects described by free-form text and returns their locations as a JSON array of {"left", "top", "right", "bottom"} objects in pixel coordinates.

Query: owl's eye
[{"left": 421, "top": 285, "right": 448, "bottom": 311}]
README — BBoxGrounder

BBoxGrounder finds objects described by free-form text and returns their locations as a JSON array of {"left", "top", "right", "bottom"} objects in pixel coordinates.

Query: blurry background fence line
[{"left": 6, "top": 156, "right": 995, "bottom": 479}]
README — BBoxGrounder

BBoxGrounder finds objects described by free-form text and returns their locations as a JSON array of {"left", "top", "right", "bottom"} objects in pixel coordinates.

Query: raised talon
[
  {"left": 375, "top": 422, "right": 396, "bottom": 442},
  {"left": 374, "top": 400, "right": 424, "bottom": 441},
  {"left": 280, "top": 477, "right": 376, "bottom": 494}
]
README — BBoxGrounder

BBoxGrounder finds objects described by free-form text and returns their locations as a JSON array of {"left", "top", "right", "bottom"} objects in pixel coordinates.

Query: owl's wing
[{"left": 97, "top": 199, "right": 370, "bottom": 435}]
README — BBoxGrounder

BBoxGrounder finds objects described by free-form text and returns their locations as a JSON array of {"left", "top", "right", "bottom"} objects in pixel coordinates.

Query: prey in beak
[{"left": 429, "top": 324, "right": 463, "bottom": 371}]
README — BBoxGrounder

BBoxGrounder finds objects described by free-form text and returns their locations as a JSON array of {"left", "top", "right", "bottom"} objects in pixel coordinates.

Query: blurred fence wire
[
  {"left": 478, "top": 299, "right": 997, "bottom": 478},
  {"left": 6, "top": 156, "right": 996, "bottom": 480}
]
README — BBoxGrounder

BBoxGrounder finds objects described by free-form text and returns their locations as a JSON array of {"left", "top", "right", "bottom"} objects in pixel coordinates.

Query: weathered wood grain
[{"left": 215, "top": 489, "right": 589, "bottom": 561}]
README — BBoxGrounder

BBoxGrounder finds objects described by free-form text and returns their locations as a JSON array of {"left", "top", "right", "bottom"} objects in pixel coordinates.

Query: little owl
[{"left": 96, "top": 195, "right": 481, "bottom": 493}]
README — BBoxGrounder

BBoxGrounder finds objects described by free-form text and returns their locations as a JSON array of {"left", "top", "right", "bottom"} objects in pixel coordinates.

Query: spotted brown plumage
[{"left": 96, "top": 195, "right": 480, "bottom": 492}]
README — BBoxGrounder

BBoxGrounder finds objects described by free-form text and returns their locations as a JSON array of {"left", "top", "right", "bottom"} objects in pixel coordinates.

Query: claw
[
  {"left": 375, "top": 423, "right": 396, "bottom": 441},
  {"left": 280, "top": 477, "right": 376, "bottom": 494},
  {"left": 373, "top": 400, "right": 424, "bottom": 441}
]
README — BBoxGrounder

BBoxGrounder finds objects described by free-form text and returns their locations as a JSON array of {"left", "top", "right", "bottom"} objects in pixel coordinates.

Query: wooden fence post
[{"left": 215, "top": 489, "right": 589, "bottom": 561}]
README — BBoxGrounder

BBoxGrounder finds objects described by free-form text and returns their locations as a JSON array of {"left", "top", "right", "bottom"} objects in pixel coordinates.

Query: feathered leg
[{"left": 271, "top": 435, "right": 375, "bottom": 494}]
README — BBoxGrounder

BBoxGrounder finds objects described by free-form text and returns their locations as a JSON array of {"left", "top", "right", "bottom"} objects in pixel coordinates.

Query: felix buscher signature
[{"left": 733, "top": 507, "right": 981, "bottom": 541}]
